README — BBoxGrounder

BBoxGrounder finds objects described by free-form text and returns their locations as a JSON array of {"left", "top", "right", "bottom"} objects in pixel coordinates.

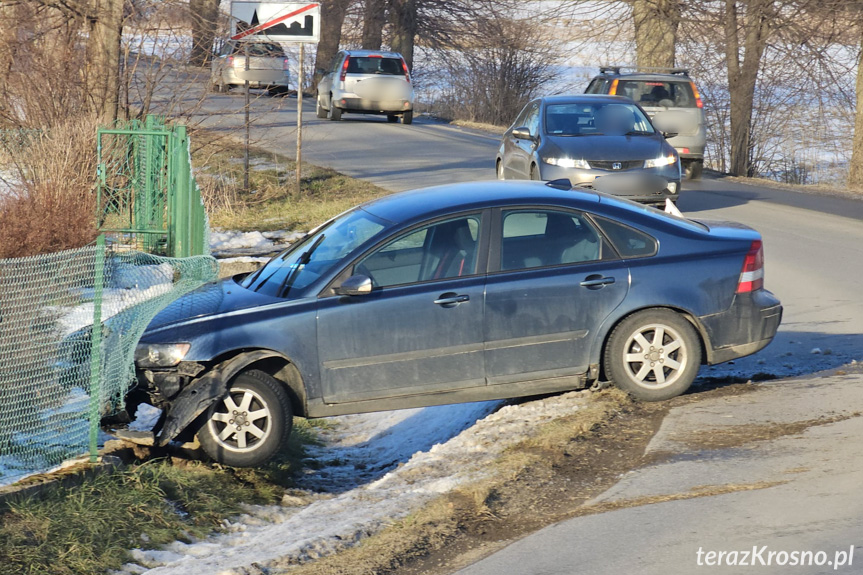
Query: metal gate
[{"left": 97, "top": 116, "right": 208, "bottom": 257}]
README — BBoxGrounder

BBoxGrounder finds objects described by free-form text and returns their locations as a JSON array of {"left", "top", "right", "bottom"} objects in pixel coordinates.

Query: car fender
[
  {"left": 156, "top": 349, "right": 283, "bottom": 446},
  {"left": 588, "top": 303, "right": 711, "bottom": 376}
]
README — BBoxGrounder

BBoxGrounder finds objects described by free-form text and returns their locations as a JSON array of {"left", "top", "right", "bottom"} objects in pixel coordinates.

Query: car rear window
[
  {"left": 347, "top": 56, "right": 405, "bottom": 76},
  {"left": 615, "top": 80, "right": 697, "bottom": 108},
  {"left": 228, "top": 42, "right": 286, "bottom": 57}
]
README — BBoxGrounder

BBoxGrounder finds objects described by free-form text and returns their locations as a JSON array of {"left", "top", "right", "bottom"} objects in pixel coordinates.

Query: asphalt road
[{"left": 199, "top": 94, "right": 863, "bottom": 574}]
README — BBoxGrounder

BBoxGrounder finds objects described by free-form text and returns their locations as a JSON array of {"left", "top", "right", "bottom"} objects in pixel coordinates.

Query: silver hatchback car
[
  {"left": 211, "top": 40, "right": 291, "bottom": 95},
  {"left": 316, "top": 50, "right": 415, "bottom": 124},
  {"left": 586, "top": 68, "right": 706, "bottom": 179}
]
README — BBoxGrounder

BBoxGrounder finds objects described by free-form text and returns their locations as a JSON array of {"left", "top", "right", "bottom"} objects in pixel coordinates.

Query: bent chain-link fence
[{"left": 0, "top": 238, "right": 218, "bottom": 486}]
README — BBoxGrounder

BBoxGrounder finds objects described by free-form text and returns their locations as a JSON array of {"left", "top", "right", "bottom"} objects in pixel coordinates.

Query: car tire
[
  {"left": 604, "top": 309, "right": 702, "bottom": 401},
  {"left": 529, "top": 164, "right": 541, "bottom": 181},
  {"left": 329, "top": 102, "right": 342, "bottom": 121},
  {"left": 387, "top": 114, "right": 399, "bottom": 123},
  {"left": 197, "top": 369, "right": 293, "bottom": 467},
  {"left": 316, "top": 98, "right": 327, "bottom": 119},
  {"left": 212, "top": 81, "right": 226, "bottom": 93},
  {"left": 402, "top": 110, "right": 413, "bottom": 125},
  {"left": 685, "top": 160, "right": 703, "bottom": 180},
  {"left": 496, "top": 160, "right": 505, "bottom": 180}
]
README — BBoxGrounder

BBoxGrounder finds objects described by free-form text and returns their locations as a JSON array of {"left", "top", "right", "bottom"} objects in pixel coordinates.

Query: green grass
[
  {"left": 0, "top": 418, "right": 321, "bottom": 575},
  {"left": 190, "top": 131, "right": 390, "bottom": 233}
]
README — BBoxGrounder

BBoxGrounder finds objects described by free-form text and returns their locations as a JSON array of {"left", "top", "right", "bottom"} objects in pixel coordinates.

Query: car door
[
  {"left": 483, "top": 208, "right": 630, "bottom": 385},
  {"left": 317, "top": 52, "right": 342, "bottom": 107},
  {"left": 502, "top": 101, "right": 539, "bottom": 179},
  {"left": 316, "top": 213, "right": 488, "bottom": 404}
]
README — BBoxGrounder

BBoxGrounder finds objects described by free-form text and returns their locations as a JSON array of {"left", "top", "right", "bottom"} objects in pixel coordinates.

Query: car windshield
[
  {"left": 240, "top": 209, "right": 388, "bottom": 298},
  {"left": 616, "top": 80, "right": 697, "bottom": 108},
  {"left": 545, "top": 103, "right": 655, "bottom": 137},
  {"left": 347, "top": 56, "right": 405, "bottom": 75}
]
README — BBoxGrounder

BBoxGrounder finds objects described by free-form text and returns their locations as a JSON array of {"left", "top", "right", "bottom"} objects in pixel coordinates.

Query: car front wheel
[
  {"left": 197, "top": 369, "right": 293, "bottom": 467},
  {"left": 496, "top": 160, "right": 505, "bottom": 180},
  {"left": 604, "top": 309, "right": 702, "bottom": 401}
]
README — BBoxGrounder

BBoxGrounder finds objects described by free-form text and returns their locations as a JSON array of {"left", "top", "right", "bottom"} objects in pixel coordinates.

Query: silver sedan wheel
[
  {"left": 207, "top": 386, "right": 273, "bottom": 452},
  {"left": 620, "top": 322, "right": 688, "bottom": 390}
]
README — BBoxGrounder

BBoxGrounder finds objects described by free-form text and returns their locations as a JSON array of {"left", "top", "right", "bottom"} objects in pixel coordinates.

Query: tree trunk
[
  {"left": 724, "top": 0, "right": 771, "bottom": 177},
  {"left": 362, "top": 0, "right": 388, "bottom": 50},
  {"left": 389, "top": 0, "right": 417, "bottom": 69},
  {"left": 631, "top": 0, "right": 680, "bottom": 69},
  {"left": 313, "top": 0, "right": 352, "bottom": 89},
  {"left": 849, "top": 33, "right": 863, "bottom": 188},
  {"left": 84, "top": 0, "right": 124, "bottom": 124},
  {"left": 189, "top": 0, "right": 221, "bottom": 66}
]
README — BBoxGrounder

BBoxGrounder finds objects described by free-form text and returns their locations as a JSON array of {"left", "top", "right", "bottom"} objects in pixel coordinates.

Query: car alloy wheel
[
  {"left": 605, "top": 309, "right": 701, "bottom": 401},
  {"left": 197, "top": 369, "right": 292, "bottom": 467}
]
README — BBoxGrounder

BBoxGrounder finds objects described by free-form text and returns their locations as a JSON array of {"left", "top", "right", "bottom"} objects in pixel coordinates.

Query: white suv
[{"left": 316, "top": 50, "right": 415, "bottom": 124}]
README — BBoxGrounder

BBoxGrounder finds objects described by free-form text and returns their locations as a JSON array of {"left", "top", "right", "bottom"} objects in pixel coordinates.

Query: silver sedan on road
[{"left": 496, "top": 95, "right": 682, "bottom": 205}]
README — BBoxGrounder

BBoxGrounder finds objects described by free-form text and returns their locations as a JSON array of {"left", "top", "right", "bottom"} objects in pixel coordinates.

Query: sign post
[{"left": 229, "top": 2, "right": 321, "bottom": 194}]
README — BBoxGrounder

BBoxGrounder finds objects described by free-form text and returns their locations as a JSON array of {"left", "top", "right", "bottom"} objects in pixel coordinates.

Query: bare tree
[
  {"left": 189, "top": 0, "right": 221, "bottom": 66},
  {"left": 389, "top": 0, "right": 417, "bottom": 68},
  {"left": 314, "top": 0, "right": 355, "bottom": 87},
  {"left": 362, "top": 0, "right": 388, "bottom": 49},
  {"left": 630, "top": 0, "right": 681, "bottom": 68}
]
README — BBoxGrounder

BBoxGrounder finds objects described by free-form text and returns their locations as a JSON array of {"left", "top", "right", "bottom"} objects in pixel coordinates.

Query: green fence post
[{"left": 88, "top": 234, "right": 105, "bottom": 463}]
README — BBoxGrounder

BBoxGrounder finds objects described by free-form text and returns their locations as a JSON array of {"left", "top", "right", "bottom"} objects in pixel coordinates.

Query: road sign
[{"left": 230, "top": 2, "right": 321, "bottom": 43}]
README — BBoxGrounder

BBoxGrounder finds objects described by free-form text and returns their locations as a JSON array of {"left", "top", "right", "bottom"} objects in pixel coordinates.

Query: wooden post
[{"left": 296, "top": 42, "right": 304, "bottom": 193}]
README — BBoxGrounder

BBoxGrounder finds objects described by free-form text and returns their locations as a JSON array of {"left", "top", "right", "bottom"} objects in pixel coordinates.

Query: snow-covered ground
[{"left": 116, "top": 392, "right": 598, "bottom": 574}]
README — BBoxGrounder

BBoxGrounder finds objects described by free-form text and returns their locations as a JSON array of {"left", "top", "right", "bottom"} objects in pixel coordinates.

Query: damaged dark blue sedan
[{"left": 126, "top": 181, "right": 782, "bottom": 466}]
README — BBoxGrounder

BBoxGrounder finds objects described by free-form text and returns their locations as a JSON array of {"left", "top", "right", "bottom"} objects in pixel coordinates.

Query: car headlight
[
  {"left": 135, "top": 343, "right": 191, "bottom": 368},
  {"left": 543, "top": 157, "right": 590, "bottom": 169},
  {"left": 644, "top": 154, "right": 678, "bottom": 169}
]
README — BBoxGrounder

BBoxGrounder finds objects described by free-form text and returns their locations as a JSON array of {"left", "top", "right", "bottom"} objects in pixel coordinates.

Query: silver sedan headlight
[
  {"left": 543, "top": 157, "right": 590, "bottom": 169},
  {"left": 134, "top": 343, "right": 191, "bottom": 368}
]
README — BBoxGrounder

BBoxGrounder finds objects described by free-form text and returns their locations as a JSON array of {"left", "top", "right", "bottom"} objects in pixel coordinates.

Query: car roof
[
  {"left": 359, "top": 181, "right": 602, "bottom": 224},
  {"left": 538, "top": 94, "right": 635, "bottom": 106},
  {"left": 343, "top": 49, "right": 404, "bottom": 58},
  {"left": 595, "top": 70, "right": 693, "bottom": 82}
]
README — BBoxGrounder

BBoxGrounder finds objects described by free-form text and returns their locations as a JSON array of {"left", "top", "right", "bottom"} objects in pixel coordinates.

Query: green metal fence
[
  {"left": 0, "top": 237, "right": 218, "bottom": 486},
  {"left": 97, "top": 116, "right": 208, "bottom": 258}
]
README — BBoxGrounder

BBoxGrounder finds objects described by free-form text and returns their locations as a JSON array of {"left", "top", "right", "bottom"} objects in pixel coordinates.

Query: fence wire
[{"left": 0, "top": 242, "right": 217, "bottom": 486}]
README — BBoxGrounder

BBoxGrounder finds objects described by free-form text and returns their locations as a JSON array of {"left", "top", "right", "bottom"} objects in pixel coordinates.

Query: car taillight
[
  {"left": 690, "top": 81, "right": 704, "bottom": 108},
  {"left": 737, "top": 240, "right": 764, "bottom": 293},
  {"left": 227, "top": 55, "right": 235, "bottom": 67},
  {"left": 283, "top": 58, "right": 290, "bottom": 71},
  {"left": 401, "top": 58, "right": 411, "bottom": 83},
  {"left": 339, "top": 57, "right": 350, "bottom": 81},
  {"left": 609, "top": 79, "right": 619, "bottom": 95}
]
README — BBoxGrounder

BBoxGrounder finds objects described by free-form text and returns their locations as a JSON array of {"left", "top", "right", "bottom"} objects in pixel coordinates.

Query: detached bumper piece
[{"left": 700, "top": 289, "right": 783, "bottom": 365}]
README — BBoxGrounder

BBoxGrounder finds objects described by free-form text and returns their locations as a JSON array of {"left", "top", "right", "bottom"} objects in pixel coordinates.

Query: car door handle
[
  {"left": 580, "top": 275, "right": 615, "bottom": 289},
  {"left": 434, "top": 294, "right": 470, "bottom": 306}
]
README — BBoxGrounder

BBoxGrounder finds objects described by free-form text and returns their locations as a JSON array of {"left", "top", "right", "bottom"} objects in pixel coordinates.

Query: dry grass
[
  {"left": 191, "top": 132, "right": 388, "bottom": 233},
  {"left": 0, "top": 116, "right": 101, "bottom": 258},
  {"left": 275, "top": 389, "right": 635, "bottom": 575}
]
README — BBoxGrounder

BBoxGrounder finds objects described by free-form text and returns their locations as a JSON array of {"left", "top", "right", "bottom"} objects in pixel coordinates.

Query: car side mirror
[
  {"left": 512, "top": 126, "right": 533, "bottom": 140},
  {"left": 334, "top": 274, "right": 372, "bottom": 296}
]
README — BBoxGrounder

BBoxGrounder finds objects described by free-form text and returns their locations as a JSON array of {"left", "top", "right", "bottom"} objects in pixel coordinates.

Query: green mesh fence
[{"left": 0, "top": 237, "right": 218, "bottom": 486}]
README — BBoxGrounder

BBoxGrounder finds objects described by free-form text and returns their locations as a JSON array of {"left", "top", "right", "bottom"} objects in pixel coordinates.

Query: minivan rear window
[
  {"left": 616, "top": 80, "right": 697, "bottom": 108},
  {"left": 347, "top": 57, "right": 405, "bottom": 76}
]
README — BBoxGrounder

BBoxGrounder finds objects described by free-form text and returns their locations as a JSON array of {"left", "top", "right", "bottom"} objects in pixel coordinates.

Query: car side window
[
  {"left": 593, "top": 216, "right": 657, "bottom": 258},
  {"left": 586, "top": 79, "right": 608, "bottom": 94},
  {"left": 356, "top": 216, "right": 481, "bottom": 288},
  {"left": 330, "top": 53, "right": 344, "bottom": 74},
  {"left": 500, "top": 210, "right": 601, "bottom": 271}
]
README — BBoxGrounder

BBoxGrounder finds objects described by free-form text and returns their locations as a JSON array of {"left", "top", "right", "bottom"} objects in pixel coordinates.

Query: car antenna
[{"left": 545, "top": 179, "right": 573, "bottom": 191}]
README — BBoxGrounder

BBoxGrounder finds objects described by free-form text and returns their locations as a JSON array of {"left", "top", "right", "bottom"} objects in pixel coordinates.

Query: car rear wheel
[
  {"left": 604, "top": 309, "right": 701, "bottom": 401},
  {"left": 329, "top": 100, "right": 342, "bottom": 121},
  {"left": 685, "top": 159, "right": 703, "bottom": 180},
  {"left": 197, "top": 369, "right": 293, "bottom": 467},
  {"left": 316, "top": 98, "right": 327, "bottom": 118},
  {"left": 212, "top": 81, "right": 227, "bottom": 93},
  {"left": 529, "top": 164, "right": 541, "bottom": 181},
  {"left": 402, "top": 110, "right": 413, "bottom": 125},
  {"left": 496, "top": 160, "right": 505, "bottom": 180}
]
